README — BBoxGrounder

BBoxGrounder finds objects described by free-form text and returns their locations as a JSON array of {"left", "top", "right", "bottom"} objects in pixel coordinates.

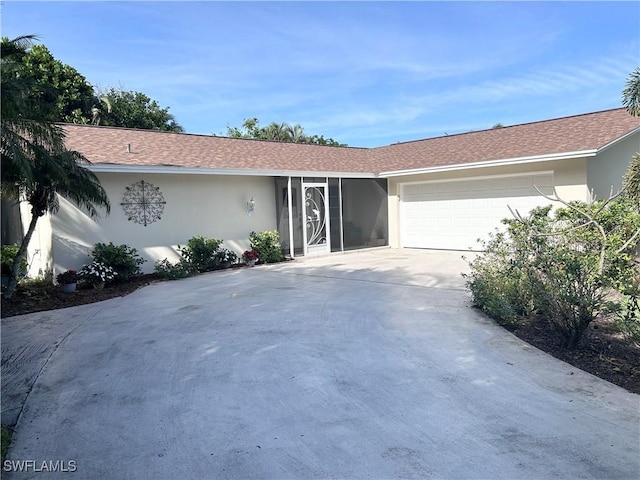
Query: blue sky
[{"left": 2, "top": 1, "right": 639, "bottom": 147}]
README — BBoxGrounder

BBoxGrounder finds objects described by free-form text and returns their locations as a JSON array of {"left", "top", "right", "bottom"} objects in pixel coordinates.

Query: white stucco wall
[
  {"left": 18, "top": 204, "right": 53, "bottom": 278},
  {"left": 51, "top": 173, "right": 277, "bottom": 274},
  {"left": 385, "top": 158, "right": 590, "bottom": 248},
  {"left": 587, "top": 132, "right": 639, "bottom": 199}
]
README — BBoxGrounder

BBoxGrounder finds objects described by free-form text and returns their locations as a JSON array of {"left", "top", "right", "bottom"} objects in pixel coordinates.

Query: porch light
[{"left": 246, "top": 196, "right": 255, "bottom": 216}]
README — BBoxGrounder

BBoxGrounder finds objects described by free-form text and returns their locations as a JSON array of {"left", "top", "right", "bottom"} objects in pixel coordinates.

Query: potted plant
[
  {"left": 217, "top": 249, "right": 238, "bottom": 269},
  {"left": 242, "top": 249, "right": 259, "bottom": 267},
  {"left": 79, "top": 261, "right": 117, "bottom": 289},
  {"left": 56, "top": 270, "right": 78, "bottom": 293}
]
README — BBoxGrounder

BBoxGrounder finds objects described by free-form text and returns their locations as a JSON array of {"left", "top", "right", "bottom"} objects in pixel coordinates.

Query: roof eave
[
  {"left": 596, "top": 127, "right": 640, "bottom": 154},
  {"left": 378, "top": 149, "right": 598, "bottom": 178},
  {"left": 87, "top": 164, "right": 377, "bottom": 178}
]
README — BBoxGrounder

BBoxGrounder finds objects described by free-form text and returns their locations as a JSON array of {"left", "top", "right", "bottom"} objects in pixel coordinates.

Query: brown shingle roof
[
  {"left": 62, "top": 125, "right": 374, "bottom": 174},
  {"left": 62, "top": 108, "right": 640, "bottom": 176},
  {"left": 370, "top": 108, "right": 640, "bottom": 173}
]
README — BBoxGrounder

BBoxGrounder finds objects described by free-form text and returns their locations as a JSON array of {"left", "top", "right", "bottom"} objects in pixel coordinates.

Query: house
[{"left": 10, "top": 108, "right": 640, "bottom": 277}]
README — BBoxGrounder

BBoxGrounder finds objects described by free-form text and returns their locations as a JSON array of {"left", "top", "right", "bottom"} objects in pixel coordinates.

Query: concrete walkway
[{"left": 2, "top": 249, "right": 639, "bottom": 479}]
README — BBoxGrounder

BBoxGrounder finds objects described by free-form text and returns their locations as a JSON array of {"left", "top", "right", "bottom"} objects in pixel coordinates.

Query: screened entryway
[{"left": 275, "top": 177, "right": 388, "bottom": 257}]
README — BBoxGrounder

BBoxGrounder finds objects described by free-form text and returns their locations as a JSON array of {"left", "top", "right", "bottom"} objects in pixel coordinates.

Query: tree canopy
[
  {"left": 226, "top": 118, "right": 346, "bottom": 146},
  {"left": 98, "top": 88, "right": 183, "bottom": 132},
  {"left": 8, "top": 37, "right": 183, "bottom": 132},
  {"left": 622, "top": 67, "right": 640, "bottom": 210},
  {"left": 1, "top": 35, "right": 110, "bottom": 298},
  {"left": 19, "top": 43, "right": 95, "bottom": 124}
]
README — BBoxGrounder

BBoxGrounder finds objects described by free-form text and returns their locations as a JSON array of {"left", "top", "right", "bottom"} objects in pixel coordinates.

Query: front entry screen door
[{"left": 302, "top": 182, "right": 330, "bottom": 255}]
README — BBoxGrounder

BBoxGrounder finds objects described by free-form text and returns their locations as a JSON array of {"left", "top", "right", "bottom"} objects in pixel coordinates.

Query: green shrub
[
  {"left": 1, "top": 244, "right": 27, "bottom": 279},
  {"left": 249, "top": 230, "right": 284, "bottom": 263},
  {"left": 614, "top": 266, "right": 640, "bottom": 345},
  {"left": 20, "top": 275, "right": 53, "bottom": 289},
  {"left": 466, "top": 207, "right": 553, "bottom": 323},
  {"left": 91, "top": 242, "right": 146, "bottom": 282},
  {"left": 615, "top": 291, "right": 640, "bottom": 345},
  {"left": 179, "top": 236, "right": 223, "bottom": 272},
  {"left": 154, "top": 258, "right": 194, "bottom": 280},
  {"left": 78, "top": 261, "right": 117, "bottom": 286},
  {"left": 216, "top": 248, "right": 238, "bottom": 266},
  {"left": 622, "top": 153, "right": 640, "bottom": 210},
  {"left": 465, "top": 248, "right": 529, "bottom": 327},
  {"left": 1, "top": 425, "right": 12, "bottom": 463},
  {"left": 466, "top": 200, "right": 640, "bottom": 349}
]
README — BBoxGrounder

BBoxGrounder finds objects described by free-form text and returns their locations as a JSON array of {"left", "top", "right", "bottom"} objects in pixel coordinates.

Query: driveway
[{"left": 2, "top": 249, "right": 639, "bottom": 479}]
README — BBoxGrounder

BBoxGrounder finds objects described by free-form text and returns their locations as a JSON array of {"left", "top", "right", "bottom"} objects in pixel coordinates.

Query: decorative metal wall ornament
[{"left": 120, "top": 180, "right": 166, "bottom": 227}]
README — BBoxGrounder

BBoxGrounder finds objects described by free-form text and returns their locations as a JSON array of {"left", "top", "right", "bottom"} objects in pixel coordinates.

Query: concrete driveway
[{"left": 2, "top": 249, "right": 639, "bottom": 479}]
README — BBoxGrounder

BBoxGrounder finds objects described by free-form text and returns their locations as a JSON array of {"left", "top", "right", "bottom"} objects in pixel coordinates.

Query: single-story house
[{"left": 6, "top": 108, "right": 640, "bottom": 277}]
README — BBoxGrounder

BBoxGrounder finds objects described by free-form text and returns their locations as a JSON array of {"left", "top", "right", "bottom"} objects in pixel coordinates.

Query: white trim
[
  {"left": 595, "top": 127, "right": 640, "bottom": 154},
  {"left": 287, "top": 176, "right": 294, "bottom": 259},
  {"left": 301, "top": 185, "right": 307, "bottom": 256},
  {"left": 379, "top": 150, "right": 595, "bottom": 178},
  {"left": 88, "top": 164, "right": 376, "bottom": 178},
  {"left": 398, "top": 170, "right": 554, "bottom": 187},
  {"left": 326, "top": 177, "right": 332, "bottom": 254}
]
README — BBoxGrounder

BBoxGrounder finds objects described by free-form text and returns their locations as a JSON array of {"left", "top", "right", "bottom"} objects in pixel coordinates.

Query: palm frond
[{"left": 623, "top": 67, "right": 640, "bottom": 117}]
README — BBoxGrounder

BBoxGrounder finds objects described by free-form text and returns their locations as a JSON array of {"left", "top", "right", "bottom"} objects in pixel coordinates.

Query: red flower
[{"left": 242, "top": 250, "right": 259, "bottom": 261}]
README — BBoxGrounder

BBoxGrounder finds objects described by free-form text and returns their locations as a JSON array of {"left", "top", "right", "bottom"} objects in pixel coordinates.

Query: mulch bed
[
  {"left": 508, "top": 315, "right": 640, "bottom": 394},
  {"left": 2, "top": 274, "right": 639, "bottom": 395},
  {"left": 1, "top": 274, "right": 163, "bottom": 318}
]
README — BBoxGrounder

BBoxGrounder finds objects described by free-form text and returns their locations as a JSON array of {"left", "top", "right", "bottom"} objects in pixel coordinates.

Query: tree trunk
[
  {"left": 566, "top": 319, "right": 591, "bottom": 350},
  {"left": 4, "top": 211, "right": 41, "bottom": 299}
]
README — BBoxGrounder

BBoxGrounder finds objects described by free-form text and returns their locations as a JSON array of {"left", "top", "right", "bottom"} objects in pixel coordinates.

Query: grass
[{"left": 1, "top": 424, "right": 13, "bottom": 462}]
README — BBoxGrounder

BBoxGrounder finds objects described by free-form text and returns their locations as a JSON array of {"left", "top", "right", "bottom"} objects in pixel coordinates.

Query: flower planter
[
  {"left": 61, "top": 283, "right": 77, "bottom": 293},
  {"left": 93, "top": 282, "right": 106, "bottom": 290},
  {"left": 242, "top": 250, "right": 259, "bottom": 266}
]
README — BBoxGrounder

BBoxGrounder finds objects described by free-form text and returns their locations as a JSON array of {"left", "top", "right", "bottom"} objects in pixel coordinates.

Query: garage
[{"left": 400, "top": 173, "right": 554, "bottom": 250}]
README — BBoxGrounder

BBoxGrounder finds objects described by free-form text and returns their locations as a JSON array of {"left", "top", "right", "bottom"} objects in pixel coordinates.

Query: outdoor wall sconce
[{"left": 246, "top": 196, "right": 255, "bottom": 216}]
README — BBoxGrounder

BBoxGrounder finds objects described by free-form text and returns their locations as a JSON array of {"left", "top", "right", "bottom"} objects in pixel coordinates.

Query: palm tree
[
  {"left": 91, "top": 95, "right": 112, "bottom": 125},
  {"left": 4, "top": 144, "right": 111, "bottom": 298},
  {"left": 287, "top": 124, "right": 307, "bottom": 143},
  {"left": 1, "top": 35, "right": 110, "bottom": 298},
  {"left": 622, "top": 68, "right": 640, "bottom": 209},
  {"left": 264, "top": 122, "right": 291, "bottom": 142},
  {"left": 622, "top": 67, "right": 640, "bottom": 117},
  {"left": 1, "top": 35, "right": 67, "bottom": 190}
]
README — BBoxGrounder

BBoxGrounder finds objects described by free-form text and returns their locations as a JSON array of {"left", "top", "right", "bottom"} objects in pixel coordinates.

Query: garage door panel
[{"left": 401, "top": 174, "right": 553, "bottom": 250}]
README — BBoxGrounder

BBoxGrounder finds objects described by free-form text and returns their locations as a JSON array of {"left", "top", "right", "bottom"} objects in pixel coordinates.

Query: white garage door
[{"left": 401, "top": 173, "right": 554, "bottom": 250}]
